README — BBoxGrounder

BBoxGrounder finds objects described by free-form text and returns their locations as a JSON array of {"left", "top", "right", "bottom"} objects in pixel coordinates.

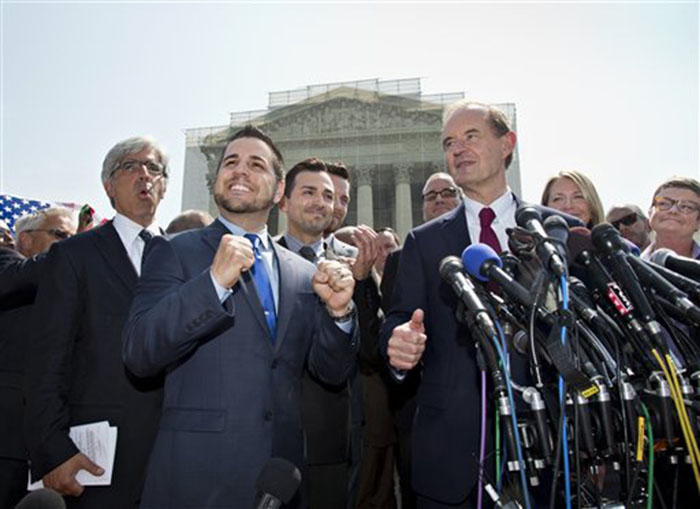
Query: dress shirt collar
[
  {"left": 462, "top": 188, "right": 515, "bottom": 222},
  {"left": 217, "top": 216, "right": 270, "bottom": 250},
  {"left": 282, "top": 233, "right": 324, "bottom": 258},
  {"left": 641, "top": 240, "right": 700, "bottom": 261},
  {"left": 112, "top": 213, "right": 160, "bottom": 246}
]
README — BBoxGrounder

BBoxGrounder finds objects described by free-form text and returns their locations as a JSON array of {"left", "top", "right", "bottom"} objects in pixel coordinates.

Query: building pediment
[{"left": 249, "top": 90, "right": 443, "bottom": 138}]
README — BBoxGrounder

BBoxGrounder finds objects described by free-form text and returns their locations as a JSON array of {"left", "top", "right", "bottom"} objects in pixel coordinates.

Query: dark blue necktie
[{"left": 244, "top": 234, "right": 277, "bottom": 342}]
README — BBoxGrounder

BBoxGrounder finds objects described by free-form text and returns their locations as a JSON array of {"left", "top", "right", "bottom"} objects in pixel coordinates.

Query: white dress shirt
[
  {"left": 112, "top": 213, "right": 161, "bottom": 276},
  {"left": 462, "top": 189, "right": 518, "bottom": 252}
]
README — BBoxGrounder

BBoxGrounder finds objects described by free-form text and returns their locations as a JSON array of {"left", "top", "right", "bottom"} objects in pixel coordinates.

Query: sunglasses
[
  {"left": 25, "top": 228, "right": 72, "bottom": 240},
  {"left": 610, "top": 213, "right": 639, "bottom": 230}
]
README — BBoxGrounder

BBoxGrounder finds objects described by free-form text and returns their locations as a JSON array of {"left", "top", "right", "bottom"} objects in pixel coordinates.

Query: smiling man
[
  {"left": 122, "top": 126, "right": 358, "bottom": 508},
  {"left": 24, "top": 136, "right": 168, "bottom": 508}
]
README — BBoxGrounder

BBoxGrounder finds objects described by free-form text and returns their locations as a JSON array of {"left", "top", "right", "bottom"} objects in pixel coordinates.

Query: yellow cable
[
  {"left": 651, "top": 349, "right": 700, "bottom": 491},
  {"left": 666, "top": 355, "right": 700, "bottom": 462}
]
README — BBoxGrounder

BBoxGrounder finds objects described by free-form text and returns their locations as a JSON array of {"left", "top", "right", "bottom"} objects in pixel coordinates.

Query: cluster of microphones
[{"left": 439, "top": 205, "right": 700, "bottom": 508}]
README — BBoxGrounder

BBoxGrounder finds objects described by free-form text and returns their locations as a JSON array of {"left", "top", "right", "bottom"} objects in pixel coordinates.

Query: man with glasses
[
  {"left": 642, "top": 176, "right": 700, "bottom": 260},
  {"left": 14, "top": 207, "right": 77, "bottom": 258},
  {"left": 0, "top": 208, "right": 75, "bottom": 507},
  {"left": 24, "top": 136, "right": 168, "bottom": 508},
  {"left": 421, "top": 172, "right": 463, "bottom": 223},
  {"left": 605, "top": 204, "right": 652, "bottom": 251}
]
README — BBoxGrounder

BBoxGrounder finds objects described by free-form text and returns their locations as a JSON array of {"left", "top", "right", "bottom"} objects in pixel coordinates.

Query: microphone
[
  {"left": 543, "top": 214, "right": 570, "bottom": 265},
  {"left": 255, "top": 458, "right": 302, "bottom": 509},
  {"left": 462, "top": 244, "right": 534, "bottom": 306},
  {"left": 15, "top": 489, "right": 66, "bottom": 509},
  {"left": 515, "top": 206, "right": 567, "bottom": 277},
  {"left": 625, "top": 254, "right": 700, "bottom": 326},
  {"left": 439, "top": 256, "right": 497, "bottom": 339},
  {"left": 651, "top": 248, "right": 700, "bottom": 281}
]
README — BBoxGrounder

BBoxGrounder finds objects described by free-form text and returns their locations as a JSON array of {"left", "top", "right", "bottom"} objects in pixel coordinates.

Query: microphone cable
[{"left": 558, "top": 274, "right": 573, "bottom": 509}]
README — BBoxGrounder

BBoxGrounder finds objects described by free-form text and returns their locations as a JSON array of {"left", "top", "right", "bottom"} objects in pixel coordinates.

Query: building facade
[{"left": 182, "top": 78, "right": 521, "bottom": 240}]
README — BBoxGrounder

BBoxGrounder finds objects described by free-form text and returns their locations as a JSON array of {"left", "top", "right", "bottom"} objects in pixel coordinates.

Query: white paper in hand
[{"left": 28, "top": 421, "right": 118, "bottom": 490}]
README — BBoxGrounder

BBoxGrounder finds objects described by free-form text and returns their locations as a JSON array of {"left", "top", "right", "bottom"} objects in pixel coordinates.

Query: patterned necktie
[
  {"left": 139, "top": 229, "right": 153, "bottom": 244},
  {"left": 244, "top": 233, "right": 277, "bottom": 342},
  {"left": 479, "top": 207, "right": 502, "bottom": 254},
  {"left": 298, "top": 246, "right": 317, "bottom": 264}
]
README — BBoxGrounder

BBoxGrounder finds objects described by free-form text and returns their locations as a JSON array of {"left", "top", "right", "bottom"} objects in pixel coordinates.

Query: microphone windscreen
[
  {"left": 515, "top": 205, "right": 542, "bottom": 228},
  {"left": 462, "top": 243, "right": 501, "bottom": 282},
  {"left": 15, "top": 489, "right": 66, "bottom": 509},
  {"left": 620, "top": 238, "right": 641, "bottom": 257},
  {"left": 566, "top": 227, "right": 593, "bottom": 264},
  {"left": 650, "top": 248, "right": 674, "bottom": 266},
  {"left": 256, "top": 458, "right": 301, "bottom": 504}
]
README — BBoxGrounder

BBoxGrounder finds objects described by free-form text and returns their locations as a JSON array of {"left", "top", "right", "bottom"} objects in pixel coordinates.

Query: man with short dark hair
[
  {"left": 24, "top": 136, "right": 168, "bottom": 507},
  {"left": 122, "top": 127, "right": 359, "bottom": 507},
  {"left": 165, "top": 209, "right": 213, "bottom": 234}
]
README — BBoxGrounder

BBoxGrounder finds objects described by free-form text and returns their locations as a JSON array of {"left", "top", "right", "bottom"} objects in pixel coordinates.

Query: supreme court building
[{"left": 181, "top": 78, "right": 521, "bottom": 240}]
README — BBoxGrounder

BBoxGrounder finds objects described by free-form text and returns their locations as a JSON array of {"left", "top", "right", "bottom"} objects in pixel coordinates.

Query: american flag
[{"left": 0, "top": 194, "right": 53, "bottom": 231}]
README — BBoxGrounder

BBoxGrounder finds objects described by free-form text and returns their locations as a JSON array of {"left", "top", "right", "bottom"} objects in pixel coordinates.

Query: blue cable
[
  {"left": 491, "top": 323, "right": 532, "bottom": 509},
  {"left": 559, "top": 275, "right": 572, "bottom": 509}
]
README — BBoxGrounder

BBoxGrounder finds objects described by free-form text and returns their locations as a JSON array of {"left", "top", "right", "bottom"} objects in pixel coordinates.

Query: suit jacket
[
  {"left": 379, "top": 200, "right": 581, "bottom": 503},
  {"left": 0, "top": 248, "right": 44, "bottom": 463},
  {"left": 122, "top": 219, "right": 358, "bottom": 508},
  {"left": 24, "top": 222, "right": 163, "bottom": 508}
]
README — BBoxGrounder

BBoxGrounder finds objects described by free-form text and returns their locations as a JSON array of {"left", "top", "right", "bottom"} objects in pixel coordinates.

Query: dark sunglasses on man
[
  {"left": 24, "top": 228, "right": 72, "bottom": 240},
  {"left": 610, "top": 212, "right": 639, "bottom": 230}
]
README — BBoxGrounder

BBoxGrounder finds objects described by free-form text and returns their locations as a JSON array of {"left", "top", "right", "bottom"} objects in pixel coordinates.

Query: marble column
[
  {"left": 394, "top": 165, "right": 413, "bottom": 240},
  {"left": 356, "top": 168, "right": 374, "bottom": 228}
]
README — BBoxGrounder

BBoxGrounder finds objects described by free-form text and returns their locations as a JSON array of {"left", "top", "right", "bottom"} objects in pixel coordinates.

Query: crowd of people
[{"left": 1, "top": 99, "right": 699, "bottom": 509}]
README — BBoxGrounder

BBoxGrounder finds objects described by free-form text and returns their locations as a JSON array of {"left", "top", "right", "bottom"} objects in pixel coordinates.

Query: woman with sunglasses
[
  {"left": 643, "top": 176, "right": 700, "bottom": 259},
  {"left": 540, "top": 170, "right": 605, "bottom": 229}
]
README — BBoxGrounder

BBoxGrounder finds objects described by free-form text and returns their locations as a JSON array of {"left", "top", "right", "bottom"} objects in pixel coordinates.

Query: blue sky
[{"left": 1, "top": 1, "right": 698, "bottom": 226}]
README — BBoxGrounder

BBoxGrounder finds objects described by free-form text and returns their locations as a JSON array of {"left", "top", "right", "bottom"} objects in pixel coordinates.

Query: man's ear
[
  {"left": 273, "top": 181, "right": 285, "bottom": 206},
  {"left": 17, "top": 231, "right": 32, "bottom": 255},
  {"left": 502, "top": 131, "right": 517, "bottom": 160},
  {"left": 279, "top": 195, "right": 288, "bottom": 213}
]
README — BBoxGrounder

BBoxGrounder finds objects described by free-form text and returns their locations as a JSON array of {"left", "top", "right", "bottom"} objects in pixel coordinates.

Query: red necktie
[{"left": 479, "top": 207, "right": 502, "bottom": 254}]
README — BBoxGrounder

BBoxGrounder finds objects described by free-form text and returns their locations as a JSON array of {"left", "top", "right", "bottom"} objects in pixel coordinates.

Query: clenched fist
[
  {"left": 313, "top": 260, "right": 355, "bottom": 317},
  {"left": 211, "top": 234, "right": 255, "bottom": 289}
]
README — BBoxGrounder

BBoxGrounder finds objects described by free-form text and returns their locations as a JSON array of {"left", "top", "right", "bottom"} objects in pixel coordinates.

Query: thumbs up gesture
[{"left": 387, "top": 309, "right": 427, "bottom": 371}]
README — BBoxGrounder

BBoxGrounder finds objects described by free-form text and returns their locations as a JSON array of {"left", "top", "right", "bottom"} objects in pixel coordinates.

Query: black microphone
[
  {"left": 651, "top": 248, "right": 700, "bottom": 281},
  {"left": 625, "top": 254, "right": 700, "bottom": 326},
  {"left": 15, "top": 489, "right": 66, "bottom": 509},
  {"left": 439, "top": 256, "right": 497, "bottom": 339},
  {"left": 515, "top": 206, "right": 567, "bottom": 277},
  {"left": 543, "top": 214, "right": 570, "bottom": 265},
  {"left": 462, "top": 244, "right": 534, "bottom": 306},
  {"left": 255, "top": 458, "right": 302, "bottom": 509}
]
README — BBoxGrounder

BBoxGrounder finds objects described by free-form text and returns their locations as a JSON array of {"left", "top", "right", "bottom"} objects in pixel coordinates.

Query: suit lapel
[
  {"left": 271, "top": 239, "right": 298, "bottom": 352},
  {"left": 90, "top": 222, "right": 138, "bottom": 291},
  {"left": 439, "top": 201, "right": 472, "bottom": 256},
  {"left": 204, "top": 221, "right": 276, "bottom": 344}
]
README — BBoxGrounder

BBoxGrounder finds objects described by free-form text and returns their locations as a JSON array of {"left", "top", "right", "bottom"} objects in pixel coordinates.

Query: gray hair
[
  {"left": 606, "top": 203, "right": 647, "bottom": 221},
  {"left": 101, "top": 136, "right": 169, "bottom": 184},
  {"left": 14, "top": 206, "right": 77, "bottom": 235}
]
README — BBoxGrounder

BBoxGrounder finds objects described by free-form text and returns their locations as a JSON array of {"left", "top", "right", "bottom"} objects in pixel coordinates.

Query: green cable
[
  {"left": 495, "top": 405, "right": 501, "bottom": 487},
  {"left": 640, "top": 402, "right": 654, "bottom": 509}
]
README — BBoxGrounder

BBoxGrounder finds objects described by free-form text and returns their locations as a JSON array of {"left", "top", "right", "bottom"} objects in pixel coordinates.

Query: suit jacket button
[{"left": 264, "top": 410, "right": 272, "bottom": 421}]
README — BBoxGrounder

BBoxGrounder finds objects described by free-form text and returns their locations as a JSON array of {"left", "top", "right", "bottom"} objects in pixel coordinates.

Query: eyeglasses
[
  {"left": 112, "top": 159, "right": 166, "bottom": 178},
  {"left": 423, "top": 187, "right": 459, "bottom": 202},
  {"left": 24, "top": 229, "right": 72, "bottom": 240},
  {"left": 610, "top": 212, "right": 639, "bottom": 230},
  {"left": 652, "top": 196, "right": 700, "bottom": 215}
]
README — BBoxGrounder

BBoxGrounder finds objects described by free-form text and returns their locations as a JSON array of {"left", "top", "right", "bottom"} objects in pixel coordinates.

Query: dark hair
[
  {"left": 652, "top": 176, "right": 700, "bottom": 203},
  {"left": 284, "top": 158, "right": 328, "bottom": 198},
  {"left": 376, "top": 226, "right": 400, "bottom": 245},
  {"left": 325, "top": 161, "right": 350, "bottom": 180},
  {"left": 216, "top": 125, "right": 285, "bottom": 181}
]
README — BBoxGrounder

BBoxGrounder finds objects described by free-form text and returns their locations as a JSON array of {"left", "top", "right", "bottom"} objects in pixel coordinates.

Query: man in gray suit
[{"left": 122, "top": 126, "right": 359, "bottom": 508}]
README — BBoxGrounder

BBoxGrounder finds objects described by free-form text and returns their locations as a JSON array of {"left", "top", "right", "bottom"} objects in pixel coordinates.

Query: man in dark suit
[
  {"left": 1, "top": 207, "right": 77, "bottom": 507},
  {"left": 122, "top": 126, "right": 359, "bottom": 508},
  {"left": 24, "top": 136, "right": 168, "bottom": 508},
  {"left": 380, "top": 101, "right": 581, "bottom": 508}
]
